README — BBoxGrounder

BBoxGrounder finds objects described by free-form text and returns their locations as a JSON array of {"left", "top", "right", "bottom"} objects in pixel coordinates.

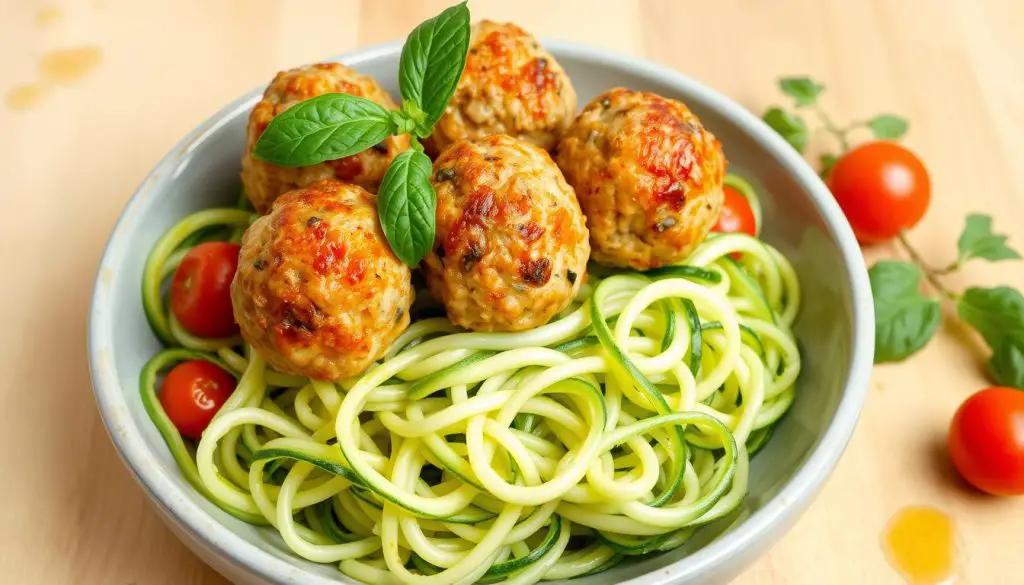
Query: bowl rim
[{"left": 88, "top": 38, "right": 875, "bottom": 585}]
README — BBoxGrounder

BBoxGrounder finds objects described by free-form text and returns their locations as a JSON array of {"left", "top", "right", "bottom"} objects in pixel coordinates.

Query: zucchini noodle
[{"left": 140, "top": 177, "right": 801, "bottom": 584}]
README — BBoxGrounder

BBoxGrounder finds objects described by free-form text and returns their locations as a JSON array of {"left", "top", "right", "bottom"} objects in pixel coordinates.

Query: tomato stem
[
  {"left": 897, "top": 232, "right": 958, "bottom": 300},
  {"left": 938, "top": 259, "right": 962, "bottom": 275},
  {"left": 815, "top": 106, "right": 851, "bottom": 151}
]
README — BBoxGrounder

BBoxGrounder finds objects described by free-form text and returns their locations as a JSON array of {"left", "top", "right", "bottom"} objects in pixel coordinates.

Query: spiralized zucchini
[{"left": 140, "top": 178, "right": 801, "bottom": 584}]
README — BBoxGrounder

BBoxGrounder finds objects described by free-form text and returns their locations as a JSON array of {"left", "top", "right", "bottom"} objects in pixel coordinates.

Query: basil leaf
[
  {"left": 762, "top": 107, "right": 808, "bottom": 153},
  {"left": 378, "top": 150, "right": 436, "bottom": 265},
  {"left": 778, "top": 77, "right": 824, "bottom": 106},
  {"left": 819, "top": 153, "right": 838, "bottom": 180},
  {"left": 870, "top": 261, "right": 941, "bottom": 363},
  {"left": 957, "top": 287, "right": 1024, "bottom": 389},
  {"left": 399, "top": 1, "right": 471, "bottom": 127},
  {"left": 957, "top": 286, "right": 1024, "bottom": 348},
  {"left": 956, "top": 214, "right": 1021, "bottom": 264},
  {"left": 866, "top": 114, "right": 909, "bottom": 140},
  {"left": 990, "top": 337, "right": 1024, "bottom": 390},
  {"left": 254, "top": 94, "right": 397, "bottom": 167}
]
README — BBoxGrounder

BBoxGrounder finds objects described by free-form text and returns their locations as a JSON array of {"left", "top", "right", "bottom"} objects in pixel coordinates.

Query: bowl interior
[{"left": 90, "top": 42, "right": 867, "bottom": 585}]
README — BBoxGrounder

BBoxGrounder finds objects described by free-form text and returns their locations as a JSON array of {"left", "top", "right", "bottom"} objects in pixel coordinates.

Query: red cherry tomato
[
  {"left": 160, "top": 360, "right": 236, "bottom": 440},
  {"left": 713, "top": 185, "right": 758, "bottom": 237},
  {"left": 171, "top": 241, "right": 241, "bottom": 338},
  {"left": 948, "top": 387, "right": 1024, "bottom": 496},
  {"left": 828, "top": 141, "right": 930, "bottom": 244}
]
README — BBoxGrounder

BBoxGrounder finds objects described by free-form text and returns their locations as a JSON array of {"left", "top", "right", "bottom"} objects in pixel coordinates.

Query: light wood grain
[{"left": 1, "top": 0, "right": 1022, "bottom": 583}]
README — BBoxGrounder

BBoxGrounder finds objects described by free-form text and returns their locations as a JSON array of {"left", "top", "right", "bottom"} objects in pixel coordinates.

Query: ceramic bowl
[{"left": 89, "top": 40, "right": 874, "bottom": 585}]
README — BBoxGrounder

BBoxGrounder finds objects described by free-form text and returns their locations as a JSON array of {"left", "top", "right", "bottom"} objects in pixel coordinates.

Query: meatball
[
  {"left": 241, "top": 63, "right": 410, "bottom": 214},
  {"left": 556, "top": 87, "right": 726, "bottom": 270},
  {"left": 423, "top": 135, "right": 589, "bottom": 332},
  {"left": 426, "top": 21, "right": 577, "bottom": 155},
  {"left": 231, "top": 180, "right": 413, "bottom": 380}
]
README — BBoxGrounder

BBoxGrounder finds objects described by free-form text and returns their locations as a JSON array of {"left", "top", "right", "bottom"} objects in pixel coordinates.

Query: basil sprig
[
  {"left": 867, "top": 215, "right": 1024, "bottom": 389},
  {"left": 252, "top": 1, "right": 471, "bottom": 266},
  {"left": 763, "top": 75, "right": 1024, "bottom": 389},
  {"left": 763, "top": 76, "right": 908, "bottom": 171}
]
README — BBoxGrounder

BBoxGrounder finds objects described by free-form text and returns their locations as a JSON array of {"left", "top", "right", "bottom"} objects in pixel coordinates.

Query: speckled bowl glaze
[{"left": 88, "top": 41, "right": 874, "bottom": 585}]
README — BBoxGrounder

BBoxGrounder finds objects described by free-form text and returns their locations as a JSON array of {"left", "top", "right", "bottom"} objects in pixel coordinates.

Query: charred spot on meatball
[
  {"left": 371, "top": 142, "right": 390, "bottom": 154},
  {"left": 566, "top": 269, "right": 578, "bottom": 284},
  {"left": 436, "top": 168, "right": 457, "bottom": 182},
  {"left": 282, "top": 303, "right": 318, "bottom": 335},
  {"left": 520, "top": 257, "right": 552, "bottom": 286},
  {"left": 325, "top": 156, "right": 364, "bottom": 182},
  {"left": 656, "top": 182, "right": 687, "bottom": 211},
  {"left": 462, "top": 243, "right": 483, "bottom": 270},
  {"left": 517, "top": 222, "right": 545, "bottom": 242}
]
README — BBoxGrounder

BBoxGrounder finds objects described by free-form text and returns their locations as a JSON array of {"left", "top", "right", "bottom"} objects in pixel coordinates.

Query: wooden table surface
[{"left": 3, "top": 0, "right": 1023, "bottom": 583}]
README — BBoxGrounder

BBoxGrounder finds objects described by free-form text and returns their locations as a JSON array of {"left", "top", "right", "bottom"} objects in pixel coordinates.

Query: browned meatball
[
  {"left": 423, "top": 135, "right": 589, "bottom": 332},
  {"left": 556, "top": 88, "right": 726, "bottom": 270},
  {"left": 426, "top": 21, "right": 577, "bottom": 155},
  {"left": 241, "top": 63, "right": 410, "bottom": 214},
  {"left": 231, "top": 180, "right": 413, "bottom": 380}
]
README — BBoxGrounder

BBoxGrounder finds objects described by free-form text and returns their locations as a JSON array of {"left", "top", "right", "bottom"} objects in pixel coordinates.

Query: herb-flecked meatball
[
  {"left": 426, "top": 21, "right": 577, "bottom": 155},
  {"left": 423, "top": 135, "right": 589, "bottom": 332},
  {"left": 231, "top": 180, "right": 413, "bottom": 380},
  {"left": 556, "top": 87, "right": 726, "bottom": 270},
  {"left": 241, "top": 63, "right": 410, "bottom": 214}
]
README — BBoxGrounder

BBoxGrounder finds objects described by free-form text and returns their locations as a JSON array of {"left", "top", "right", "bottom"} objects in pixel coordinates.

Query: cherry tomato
[
  {"left": 171, "top": 241, "right": 241, "bottom": 338},
  {"left": 948, "top": 387, "right": 1024, "bottom": 496},
  {"left": 160, "top": 360, "right": 236, "bottom": 440},
  {"left": 828, "top": 141, "right": 930, "bottom": 244},
  {"left": 713, "top": 185, "right": 758, "bottom": 237}
]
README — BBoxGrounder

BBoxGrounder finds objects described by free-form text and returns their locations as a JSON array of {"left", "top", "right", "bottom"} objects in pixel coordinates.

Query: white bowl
[{"left": 88, "top": 40, "right": 874, "bottom": 585}]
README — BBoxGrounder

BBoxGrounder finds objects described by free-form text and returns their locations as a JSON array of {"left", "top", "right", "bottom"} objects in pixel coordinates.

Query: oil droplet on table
[
  {"left": 5, "top": 83, "right": 50, "bottom": 111},
  {"left": 882, "top": 505, "right": 957, "bottom": 584},
  {"left": 39, "top": 46, "right": 103, "bottom": 85},
  {"left": 36, "top": 6, "right": 63, "bottom": 27}
]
